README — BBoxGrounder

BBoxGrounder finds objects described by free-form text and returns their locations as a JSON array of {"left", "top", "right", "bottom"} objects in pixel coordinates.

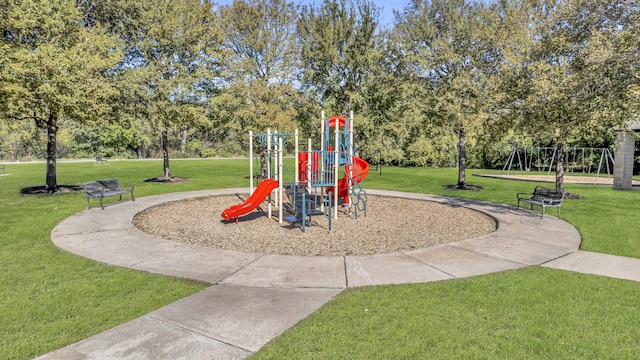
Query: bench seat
[
  {"left": 83, "top": 178, "right": 134, "bottom": 209},
  {"left": 517, "top": 186, "right": 565, "bottom": 218}
]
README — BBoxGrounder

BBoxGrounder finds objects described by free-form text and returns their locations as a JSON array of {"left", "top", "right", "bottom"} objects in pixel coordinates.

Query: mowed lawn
[{"left": 0, "top": 159, "right": 639, "bottom": 359}]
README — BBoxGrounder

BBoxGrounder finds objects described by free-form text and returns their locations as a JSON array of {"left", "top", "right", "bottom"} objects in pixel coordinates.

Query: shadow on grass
[{"left": 20, "top": 185, "right": 81, "bottom": 195}]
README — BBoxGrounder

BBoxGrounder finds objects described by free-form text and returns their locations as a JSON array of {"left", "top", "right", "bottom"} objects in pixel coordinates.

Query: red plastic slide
[
  {"left": 327, "top": 156, "right": 370, "bottom": 203},
  {"left": 221, "top": 179, "right": 279, "bottom": 222}
]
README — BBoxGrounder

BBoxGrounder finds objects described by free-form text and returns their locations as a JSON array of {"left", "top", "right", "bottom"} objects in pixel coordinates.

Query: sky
[
  {"left": 213, "top": 0, "right": 409, "bottom": 29},
  {"left": 371, "top": 0, "right": 409, "bottom": 28}
]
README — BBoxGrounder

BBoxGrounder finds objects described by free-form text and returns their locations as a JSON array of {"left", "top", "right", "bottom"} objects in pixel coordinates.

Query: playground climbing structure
[{"left": 221, "top": 111, "right": 370, "bottom": 231}]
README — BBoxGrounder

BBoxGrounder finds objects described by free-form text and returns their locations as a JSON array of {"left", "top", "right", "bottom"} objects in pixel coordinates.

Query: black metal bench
[
  {"left": 82, "top": 178, "right": 134, "bottom": 209},
  {"left": 95, "top": 156, "right": 108, "bottom": 165},
  {"left": 517, "top": 186, "right": 565, "bottom": 218}
]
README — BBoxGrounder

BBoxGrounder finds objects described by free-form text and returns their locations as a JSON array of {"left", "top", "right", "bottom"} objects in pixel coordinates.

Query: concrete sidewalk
[{"left": 35, "top": 189, "right": 638, "bottom": 359}]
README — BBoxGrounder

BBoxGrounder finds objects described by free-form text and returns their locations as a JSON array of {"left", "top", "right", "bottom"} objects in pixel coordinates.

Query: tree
[
  {"left": 297, "top": 0, "right": 381, "bottom": 115},
  {"left": 218, "top": 0, "right": 300, "bottom": 85},
  {"left": 352, "top": 29, "right": 414, "bottom": 165},
  {"left": 1, "top": 0, "right": 122, "bottom": 191},
  {"left": 132, "top": 0, "right": 222, "bottom": 179},
  {"left": 579, "top": 1, "right": 640, "bottom": 125},
  {"left": 217, "top": 0, "right": 301, "bottom": 177},
  {"left": 396, "top": 0, "right": 499, "bottom": 188},
  {"left": 495, "top": 0, "right": 637, "bottom": 191}
]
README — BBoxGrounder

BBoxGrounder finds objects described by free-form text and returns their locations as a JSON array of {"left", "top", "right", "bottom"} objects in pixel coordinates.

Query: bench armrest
[{"left": 516, "top": 192, "right": 532, "bottom": 199}]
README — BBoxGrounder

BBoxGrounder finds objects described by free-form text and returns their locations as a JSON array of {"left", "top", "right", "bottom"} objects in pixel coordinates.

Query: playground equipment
[
  {"left": 221, "top": 179, "right": 279, "bottom": 223},
  {"left": 503, "top": 146, "right": 615, "bottom": 184},
  {"left": 221, "top": 111, "right": 370, "bottom": 231}
]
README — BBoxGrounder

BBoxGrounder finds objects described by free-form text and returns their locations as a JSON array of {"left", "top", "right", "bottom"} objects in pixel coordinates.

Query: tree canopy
[
  {"left": 495, "top": 0, "right": 639, "bottom": 189},
  {"left": 1, "top": 0, "right": 638, "bottom": 189},
  {"left": 1, "top": 0, "right": 122, "bottom": 190}
]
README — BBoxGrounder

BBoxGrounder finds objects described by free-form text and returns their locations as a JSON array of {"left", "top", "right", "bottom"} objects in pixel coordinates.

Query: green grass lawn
[
  {"left": 0, "top": 159, "right": 242, "bottom": 359},
  {"left": 0, "top": 159, "right": 639, "bottom": 359},
  {"left": 253, "top": 267, "right": 640, "bottom": 359}
]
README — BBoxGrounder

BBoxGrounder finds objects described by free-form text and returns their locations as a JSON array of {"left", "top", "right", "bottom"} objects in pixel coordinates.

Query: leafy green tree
[
  {"left": 0, "top": 117, "right": 43, "bottom": 161},
  {"left": 131, "top": 0, "right": 222, "bottom": 179},
  {"left": 1, "top": 0, "right": 122, "bottom": 191},
  {"left": 218, "top": 0, "right": 299, "bottom": 85},
  {"left": 217, "top": 0, "right": 301, "bottom": 176},
  {"left": 297, "top": 0, "right": 381, "bottom": 115},
  {"left": 495, "top": 0, "right": 637, "bottom": 190},
  {"left": 348, "top": 27, "right": 412, "bottom": 165},
  {"left": 396, "top": 0, "right": 499, "bottom": 188},
  {"left": 579, "top": 0, "right": 640, "bottom": 126},
  {"left": 74, "top": 0, "right": 154, "bottom": 160},
  {"left": 77, "top": 0, "right": 145, "bottom": 37}
]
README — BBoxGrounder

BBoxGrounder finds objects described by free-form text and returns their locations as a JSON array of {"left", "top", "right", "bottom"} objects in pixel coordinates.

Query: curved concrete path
[{"left": 39, "top": 188, "right": 586, "bottom": 359}]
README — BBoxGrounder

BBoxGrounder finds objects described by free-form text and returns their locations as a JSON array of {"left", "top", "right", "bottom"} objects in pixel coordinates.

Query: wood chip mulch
[{"left": 133, "top": 195, "right": 497, "bottom": 257}]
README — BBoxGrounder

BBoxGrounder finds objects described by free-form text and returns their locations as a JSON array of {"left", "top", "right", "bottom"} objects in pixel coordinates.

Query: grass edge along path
[
  {"left": 0, "top": 159, "right": 639, "bottom": 359},
  {"left": 252, "top": 267, "right": 640, "bottom": 359}
]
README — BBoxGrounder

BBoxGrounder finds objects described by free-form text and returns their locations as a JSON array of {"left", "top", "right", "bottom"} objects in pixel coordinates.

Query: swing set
[{"left": 503, "top": 146, "right": 615, "bottom": 184}]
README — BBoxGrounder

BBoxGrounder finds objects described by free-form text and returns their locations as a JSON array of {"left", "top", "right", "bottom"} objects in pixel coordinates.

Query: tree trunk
[
  {"left": 555, "top": 142, "right": 564, "bottom": 191},
  {"left": 181, "top": 126, "right": 188, "bottom": 154},
  {"left": 457, "top": 129, "right": 467, "bottom": 187},
  {"left": 162, "top": 127, "right": 171, "bottom": 179},
  {"left": 45, "top": 111, "right": 58, "bottom": 192}
]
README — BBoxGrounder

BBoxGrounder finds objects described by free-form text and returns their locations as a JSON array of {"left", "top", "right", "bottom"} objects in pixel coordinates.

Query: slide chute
[
  {"left": 327, "top": 156, "right": 370, "bottom": 203},
  {"left": 221, "top": 179, "right": 279, "bottom": 222}
]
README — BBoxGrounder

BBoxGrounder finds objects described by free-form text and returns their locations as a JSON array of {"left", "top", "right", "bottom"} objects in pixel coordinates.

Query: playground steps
[
  {"left": 284, "top": 184, "right": 310, "bottom": 207},
  {"left": 283, "top": 184, "right": 324, "bottom": 223}
]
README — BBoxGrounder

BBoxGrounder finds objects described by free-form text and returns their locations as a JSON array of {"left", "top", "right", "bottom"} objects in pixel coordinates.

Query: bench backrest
[
  {"left": 531, "top": 186, "right": 565, "bottom": 203},
  {"left": 82, "top": 181, "right": 104, "bottom": 196},
  {"left": 98, "top": 178, "right": 122, "bottom": 191}
]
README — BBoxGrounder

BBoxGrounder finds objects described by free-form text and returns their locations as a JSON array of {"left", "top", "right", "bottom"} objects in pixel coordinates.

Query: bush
[
  {"left": 217, "top": 142, "right": 244, "bottom": 158},
  {"left": 201, "top": 148, "right": 216, "bottom": 158}
]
